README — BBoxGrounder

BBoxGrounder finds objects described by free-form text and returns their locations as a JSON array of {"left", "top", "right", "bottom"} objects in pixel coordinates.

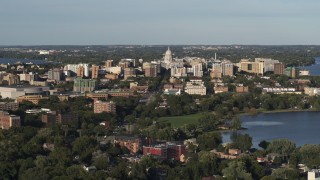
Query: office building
[
  {"left": 48, "top": 68, "right": 63, "bottom": 82},
  {"left": 274, "top": 63, "right": 286, "bottom": 75},
  {"left": 124, "top": 68, "right": 136, "bottom": 80},
  {"left": 73, "top": 77, "right": 96, "bottom": 92},
  {"left": 105, "top": 60, "right": 113, "bottom": 68},
  {"left": 192, "top": 63, "right": 203, "bottom": 77},
  {"left": 91, "top": 65, "right": 99, "bottom": 79}
]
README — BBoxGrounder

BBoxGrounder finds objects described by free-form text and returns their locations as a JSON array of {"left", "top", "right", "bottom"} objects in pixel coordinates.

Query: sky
[{"left": 1, "top": 0, "right": 319, "bottom": 45}]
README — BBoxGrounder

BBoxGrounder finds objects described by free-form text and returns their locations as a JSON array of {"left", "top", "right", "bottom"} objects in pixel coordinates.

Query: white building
[
  {"left": 64, "top": 64, "right": 89, "bottom": 77},
  {"left": 192, "top": 63, "right": 203, "bottom": 77},
  {"left": 171, "top": 67, "right": 187, "bottom": 77},
  {"left": 308, "top": 169, "right": 320, "bottom": 180},
  {"left": 107, "top": 67, "right": 122, "bottom": 75},
  {"left": 185, "top": 79, "right": 206, "bottom": 95},
  {"left": 0, "top": 86, "right": 50, "bottom": 99},
  {"left": 304, "top": 87, "right": 320, "bottom": 96}
]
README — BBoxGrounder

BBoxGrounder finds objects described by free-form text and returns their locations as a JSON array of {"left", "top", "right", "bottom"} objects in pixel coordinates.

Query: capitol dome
[
  {"left": 165, "top": 47, "right": 172, "bottom": 55},
  {"left": 164, "top": 47, "right": 173, "bottom": 63}
]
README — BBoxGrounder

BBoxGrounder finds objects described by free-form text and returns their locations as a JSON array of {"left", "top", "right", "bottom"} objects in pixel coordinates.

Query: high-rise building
[
  {"left": 124, "top": 68, "right": 136, "bottom": 80},
  {"left": 105, "top": 60, "right": 113, "bottom": 68},
  {"left": 285, "top": 67, "right": 299, "bottom": 78},
  {"left": 77, "top": 66, "right": 85, "bottom": 77},
  {"left": 143, "top": 62, "right": 157, "bottom": 77},
  {"left": 48, "top": 68, "right": 63, "bottom": 82},
  {"left": 236, "top": 59, "right": 261, "bottom": 74},
  {"left": 222, "top": 61, "right": 234, "bottom": 76},
  {"left": 0, "top": 111, "right": 20, "bottom": 129},
  {"left": 91, "top": 65, "right": 99, "bottom": 79},
  {"left": 64, "top": 64, "right": 89, "bottom": 77},
  {"left": 73, "top": 77, "right": 96, "bottom": 92},
  {"left": 94, "top": 101, "right": 116, "bottom": 113},
  {"left": 192, "top": 63, "right": 203, "bottom": 77},
  {"left": 211, "top": 63, "right": 222, "bottom": 78},
  {"left": 171, "top": 67, "right": 187, "bottom": 77},
  {"left": 2, "top": 74, "right": 20, "bottom": 85},
  {"left": 274, "top": 63, "right": 286, "bottom": 75}
]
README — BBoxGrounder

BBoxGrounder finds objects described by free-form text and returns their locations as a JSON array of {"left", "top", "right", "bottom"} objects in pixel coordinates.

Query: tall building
[
  {"left": 2, "top": 74, "right": 20, "bottom": 85},
  {"left": 48, "top": 68, "right": 63, "bottom": 82},
  {"left": 211, "top": 62, "right": 223, "bottom": 78},
  {"left": 274, "top": 63, "right": 286, "bottom": 75},
  {"left": 64, "top": 64, "right": 89, "bottom": 77},
  {"left": 124, "top": 68, "right": 136, "bottom": 80},
  {"left": 91, "top": 65, "right": 99, "bottom": 79},
  {"left": 285, "top": 67, "right": 299, "bottom": 78},
  {"left": 77, "top": 66, "right": 85, "bottom": 77},
  {"left": 0, "top": 111, "right": 20, "bottom": 129},
  {"left": 143, "top": 62, "right": 157, "bottom": 77},
  {"left": 94, "top": 101, "right": 116, "bottom": 113},
  {"left": 236, "top": 59, "right": 261, "bottom": 74},
  {"left": 105, "top": 60, "right": 113, "bottom": 68},
  {"left": 255, "top": 58, "right": 280, "bottom": 74},
  {"left": 73, "top": 77, "right": 96, "bottom": 92},
  {"left": 171, "top": 67, "right": 187, "bottom": 77},
  {"left": 192, "top": 63, "right": 203, "bottom": 77},
  {"left": 222, "top": 61, "right": 234, "bottom": 76}
]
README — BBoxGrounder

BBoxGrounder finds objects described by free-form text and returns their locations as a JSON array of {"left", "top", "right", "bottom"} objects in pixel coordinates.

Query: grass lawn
[{"left": 158, "top": 113, "right": 203, "bottom": 128}]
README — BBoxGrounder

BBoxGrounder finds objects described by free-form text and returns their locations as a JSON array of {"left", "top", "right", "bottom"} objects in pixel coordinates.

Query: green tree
[
  {"left": 271, "top": 168, "right": 299, "bottom": 180},
  {"left": 230, "top": 133, "right": 252, "bottom": 151},
  {"left": 222, "top": 161, "right": 253, "bottom": 180},
  {"left": 299, "top": 144, "right": 320, "bottom": 168},
  {"left": 267, "top": 139, "right": 296, "bottom": 160},
  {"left": 197, "top": 132, "right": 222, "bottom": 151}
]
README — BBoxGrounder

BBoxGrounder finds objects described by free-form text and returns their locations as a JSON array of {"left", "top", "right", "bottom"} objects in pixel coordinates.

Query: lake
[
  {"left": 222, "top": 111, "right": 320, "bottom": 148},
  {"left": 298, "top": 57, "right": 320, "bottom": 76},
  {"left": 0, "top": 58, "right": 54, "bottom": 65}
]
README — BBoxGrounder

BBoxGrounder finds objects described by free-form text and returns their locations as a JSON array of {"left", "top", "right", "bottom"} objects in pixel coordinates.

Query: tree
[
  {"left": 267, "top": 139, "right": 296, "bottom": 160},
  {"left": 230, "top": 133, "right": 252, "bottom": 151},
  {"left": 299, "top": 144, "right": 320, "bottom": 169},
  {"left": 258, "top": 140, "right": 270, "bottom": 150},
  {"left": 198, "top": 113, "right": 220, "bottom": 131},
  {"left": 197, "top": 132, "right": 222, "bottom": 151},
  {"left": 271, "top": 168, "right": 299, "bottom": 180},
  {"left": 222, "top": 161, "right": 253, "bottom": 180},
  {"left": 231, "top": 116, "right": 242, "bottom": 130}
]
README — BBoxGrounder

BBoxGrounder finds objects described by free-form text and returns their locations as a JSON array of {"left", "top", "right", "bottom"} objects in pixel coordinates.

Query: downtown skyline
[{"left": 1, "top": 0, "right": 320, "bottom": 45}]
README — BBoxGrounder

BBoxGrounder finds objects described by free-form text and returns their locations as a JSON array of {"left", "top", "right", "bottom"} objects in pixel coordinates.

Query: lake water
[
  {"left": 0, "top": 58, "right": 53, "bottom": 65},
  {"left": 222, "top": 111, "right": 320, "bottom": 148},
  {"left": 299, "top": 57, "right": 320, "bottom": 76}
]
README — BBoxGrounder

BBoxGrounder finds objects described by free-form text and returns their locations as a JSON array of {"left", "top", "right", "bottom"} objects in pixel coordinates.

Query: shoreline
[{"left": 238, "top": 108, "right": 320, "bottom": 117}]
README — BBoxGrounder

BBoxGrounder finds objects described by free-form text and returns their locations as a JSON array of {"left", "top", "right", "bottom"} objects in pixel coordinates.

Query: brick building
[
  {"left": 41, "top": 112, "right": 78, "bottom": 126},
  {"left": 0, "top": 102, "right": 19, "bottom": 111},
  {"left": 143, "top": 142, "right": 186, "bottom": 161},
  {"left": 0, "top": 111, "right": 20, "bottom": 129},
  {"left": 94, "top": 101, "right": 116, "bottom": 114},
  {"left": 114, "top": 136, "right": 141, "bottom": 154}
]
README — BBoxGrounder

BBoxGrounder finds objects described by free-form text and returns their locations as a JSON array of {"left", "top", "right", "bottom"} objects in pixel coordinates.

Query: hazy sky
[{"left": 1, "top": 0, "right": 319, "bottom": 45}]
